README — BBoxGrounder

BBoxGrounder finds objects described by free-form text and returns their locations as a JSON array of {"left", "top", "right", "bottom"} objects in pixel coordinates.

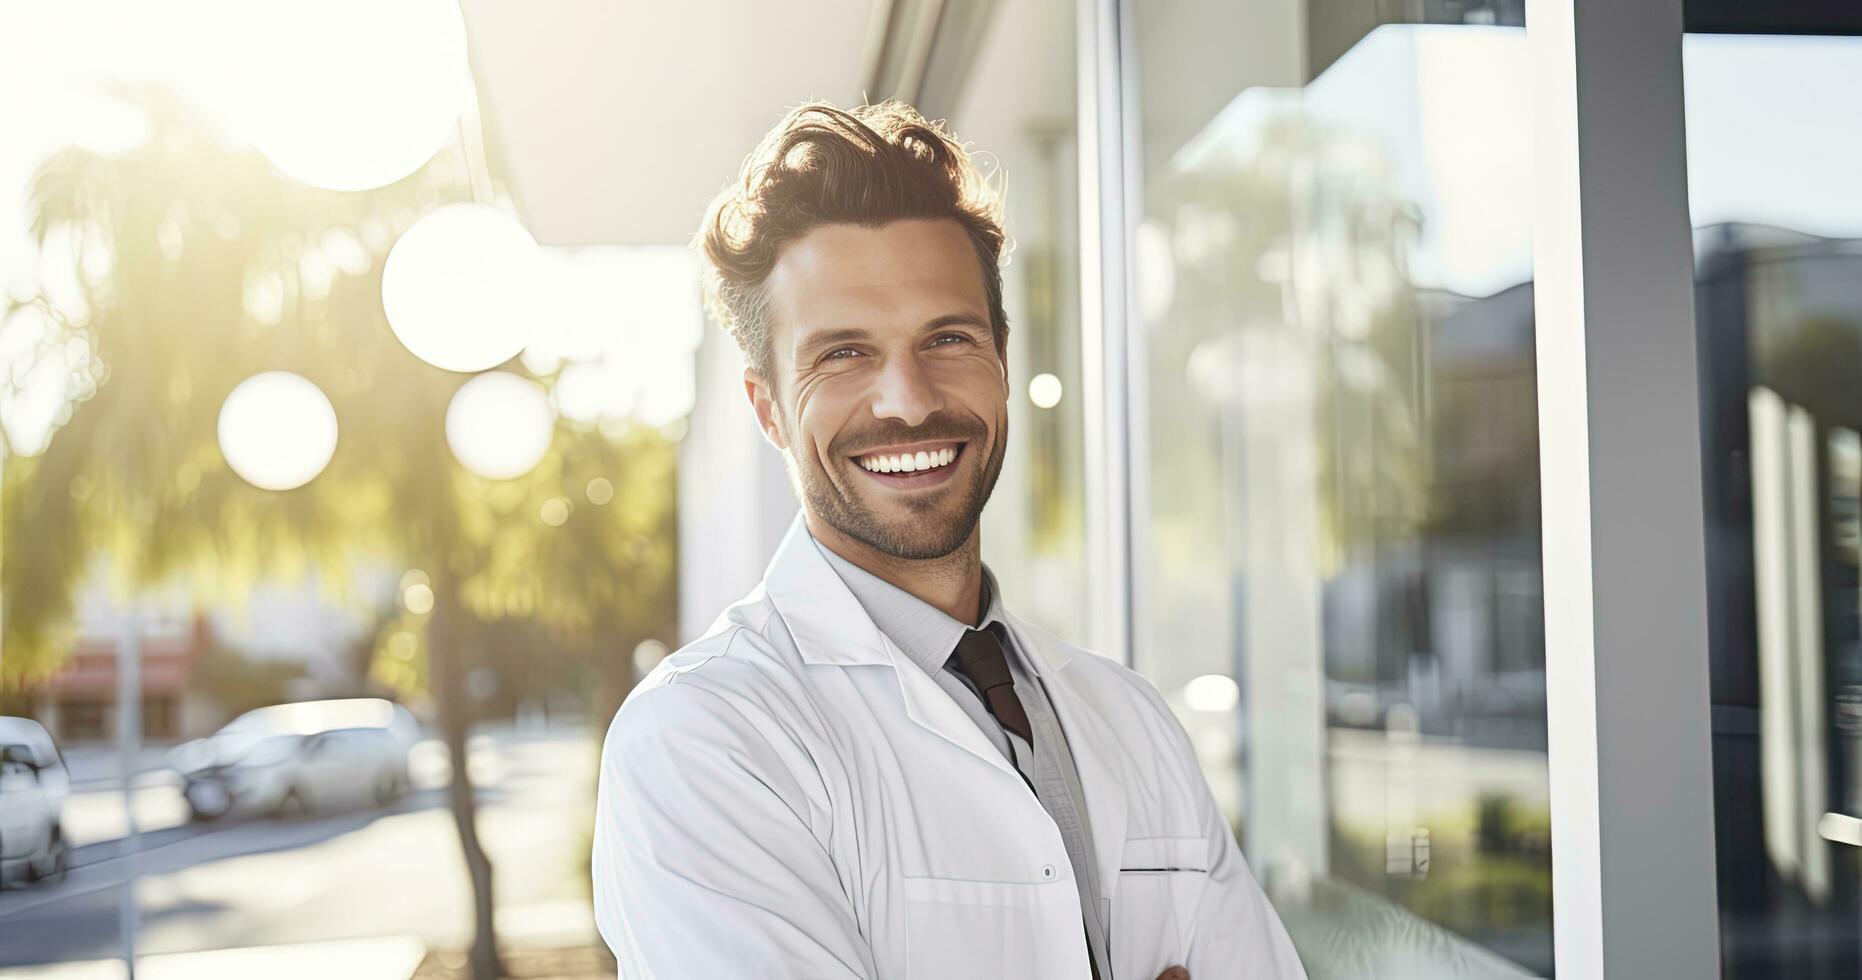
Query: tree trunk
[{"left": 432, "top": 572, "right": 504, "bottom": 979}]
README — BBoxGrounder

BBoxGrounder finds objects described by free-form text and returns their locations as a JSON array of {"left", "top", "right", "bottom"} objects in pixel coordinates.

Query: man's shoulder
[{"left": 605, "top": 590, "right": 808, "bottom": 747}]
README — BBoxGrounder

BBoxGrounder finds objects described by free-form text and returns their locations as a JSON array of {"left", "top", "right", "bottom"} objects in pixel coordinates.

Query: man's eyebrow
[
  {"left": 922, "top": 312, "right": 992, "bottom": 333},
  {"left": 794, "top": 327, "right": 872, "bottom": 361}
]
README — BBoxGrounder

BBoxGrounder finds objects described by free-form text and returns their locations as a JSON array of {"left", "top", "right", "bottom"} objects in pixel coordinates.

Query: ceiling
[{"left": 459, "top": 0, "right": 884, "bottom": 247}]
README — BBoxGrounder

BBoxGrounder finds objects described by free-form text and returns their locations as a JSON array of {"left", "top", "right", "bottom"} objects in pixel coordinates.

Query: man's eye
[
  {"left": 932, "top": 333, "right": 968, "bottom": 346},
  {"left": 825, "top": 347, "right": 860, "bottom": 360}
]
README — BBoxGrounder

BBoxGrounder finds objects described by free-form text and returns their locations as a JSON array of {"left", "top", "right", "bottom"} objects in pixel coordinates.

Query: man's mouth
[{"left": 850, "top": 440, "right": 965, "bottom": 488}]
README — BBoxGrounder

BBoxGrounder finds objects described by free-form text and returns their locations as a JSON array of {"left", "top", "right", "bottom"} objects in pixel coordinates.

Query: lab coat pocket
[
  {"left": 901, "top": 873, "right": 1082, "bottom": 980},
  {"left": 1111, "top": 836, "right": 1210, "bottom": 980}
]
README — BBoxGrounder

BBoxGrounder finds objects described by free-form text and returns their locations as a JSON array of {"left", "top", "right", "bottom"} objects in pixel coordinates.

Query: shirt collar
[{"left": 811, "top": 533, "right": 1009, "bottom": 677}]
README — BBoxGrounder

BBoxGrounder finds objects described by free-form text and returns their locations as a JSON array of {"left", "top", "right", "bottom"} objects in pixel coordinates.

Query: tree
[{"left": 1, "top": 89, "right": 678, "bottom": 978}]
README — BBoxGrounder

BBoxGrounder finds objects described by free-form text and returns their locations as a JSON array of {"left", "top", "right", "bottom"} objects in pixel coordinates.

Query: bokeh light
[
  {"left": 1028, "top": 372, "right": 1064, "bottom": 409},
  {"left": 240, "top": 0, "right": 470, "bottom": 192},
  {"left": 0, "top": 307, "right": 86, "bottom": 457},
  {"left": 382, "top": 203, "right": 539, "bottom": 373},
  {"left": 216, "top": 371, "right": 339, "bottom": 491},
  {"left": 444, "top": 371, "right": 554, "bottom": 480},
  {"left": 585, "top": 477, "right": 614, "bottom": 506},
  {"left": 633, "top": 639, "right": 669, "bottom": 677},
  {"left": 1183, "top": 673, "right": 1241, "bottom": 713},
  {"left": 402, "top": 582, "right": 435, "bottom": 616}
]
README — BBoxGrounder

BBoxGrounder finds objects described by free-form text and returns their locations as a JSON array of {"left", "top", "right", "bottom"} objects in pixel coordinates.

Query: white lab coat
[{"left": 593, "top": 514, "right": 1306, "bottom": 979}]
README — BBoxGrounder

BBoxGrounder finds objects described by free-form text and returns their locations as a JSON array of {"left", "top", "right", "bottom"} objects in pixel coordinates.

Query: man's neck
[{"left": 804, "top": 512, "right": 986, "bottom": 626}]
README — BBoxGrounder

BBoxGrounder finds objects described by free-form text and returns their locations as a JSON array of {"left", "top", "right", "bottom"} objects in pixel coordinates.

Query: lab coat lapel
[
  {"left": 1003, "top": 611, "right": 1131, "bottom": 900},
  {"left": 762, "top": 513, "right": 1020, "bottom": 781},
  {"left": 881, "top": 631, "right": 1022, "bottom": 781}
]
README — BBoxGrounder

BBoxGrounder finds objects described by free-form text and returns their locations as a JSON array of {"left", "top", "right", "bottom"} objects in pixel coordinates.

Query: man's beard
[{"left": 790, "top": 411, "right": 1007, "bottom": 561}]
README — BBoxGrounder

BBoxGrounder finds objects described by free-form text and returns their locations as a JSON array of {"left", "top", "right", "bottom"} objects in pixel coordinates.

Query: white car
[
  {"left": 172, "top": 699, "right": 416, "bottom": 822},
  {"left": 0, "top": 716, "right": 71, "bottom": 885}
]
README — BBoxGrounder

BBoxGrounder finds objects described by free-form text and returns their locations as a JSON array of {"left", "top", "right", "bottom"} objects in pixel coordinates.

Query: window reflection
[
  {"left": 1686, "top": 33, "right": 1862, "bottom": 977},
  {"left": 1130, "top": 15, "right": 1551, "bottom": 976}
]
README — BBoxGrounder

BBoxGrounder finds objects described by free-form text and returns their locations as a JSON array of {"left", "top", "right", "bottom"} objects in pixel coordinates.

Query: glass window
[
  {"left": 1686, "top": 32, "right": 1862, "bottom": 978},
  {"left": 949, "top": 0, "right": 1090, "bottom": 644},
  {"left": 1127, "top": 5, "right": 1552, "bottom": 974}
]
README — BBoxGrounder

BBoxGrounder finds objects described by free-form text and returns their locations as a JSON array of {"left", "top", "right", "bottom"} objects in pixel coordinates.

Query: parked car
[
  {"left": 170, "top": 699, "right": 416, "bottom": 822},
  {"left": 0, "top": 716, "right": 71, "bottom": 885}
]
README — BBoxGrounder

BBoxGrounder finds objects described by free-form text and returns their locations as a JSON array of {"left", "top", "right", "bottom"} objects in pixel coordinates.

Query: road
[{"left": 0, "top": 723, "right": 600, "bottom": 971}]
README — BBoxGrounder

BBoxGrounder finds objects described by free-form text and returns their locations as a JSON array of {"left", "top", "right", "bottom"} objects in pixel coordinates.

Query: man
[{"left": 593, "top": 100, "right": 1305, "bottom": 979}]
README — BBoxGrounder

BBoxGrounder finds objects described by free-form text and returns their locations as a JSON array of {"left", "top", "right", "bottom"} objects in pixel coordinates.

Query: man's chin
[{"left": 842, "top": 509, "right": 974, "bottom": 561}]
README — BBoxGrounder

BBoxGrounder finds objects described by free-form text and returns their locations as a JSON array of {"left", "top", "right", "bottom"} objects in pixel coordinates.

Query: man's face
[{"left": 746, "top": 218, "right": 1009, "bottom": 561}]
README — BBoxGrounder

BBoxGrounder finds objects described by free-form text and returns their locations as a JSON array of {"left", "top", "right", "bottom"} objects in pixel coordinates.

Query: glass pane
[
  {"left": 1128, "top": 6, "right": 1552, "bottom": 975},
  {"left": 953, "top": 1, "right": 1089, "bottom": 642},
  {"left": 1686, "top": 33, "right": 1862, "bottom": 978}
]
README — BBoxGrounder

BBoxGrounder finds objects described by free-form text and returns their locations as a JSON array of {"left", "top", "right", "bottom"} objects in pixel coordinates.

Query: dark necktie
[{"left": 950, "top": 623, "right": 1033, "bottom": 745}]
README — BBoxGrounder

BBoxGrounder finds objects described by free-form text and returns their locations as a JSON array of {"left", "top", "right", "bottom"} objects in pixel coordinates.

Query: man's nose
[{"left": 869, "top": 354, "right": 943, "bottom": 426}]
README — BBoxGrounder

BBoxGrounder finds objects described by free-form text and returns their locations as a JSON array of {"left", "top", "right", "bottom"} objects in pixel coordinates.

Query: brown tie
[{"left": 950, "top": 623, "right": 1033, "bottom": 744}]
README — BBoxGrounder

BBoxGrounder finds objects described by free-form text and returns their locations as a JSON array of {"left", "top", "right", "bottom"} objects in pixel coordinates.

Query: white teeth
[{"left": 857, "top": 446, "right": 959, "bottom": 474}]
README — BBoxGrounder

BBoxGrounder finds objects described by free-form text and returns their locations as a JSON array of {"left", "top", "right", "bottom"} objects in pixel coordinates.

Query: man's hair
[{"left": 697, "top": 100, "right": 1009, "bottom": 384}]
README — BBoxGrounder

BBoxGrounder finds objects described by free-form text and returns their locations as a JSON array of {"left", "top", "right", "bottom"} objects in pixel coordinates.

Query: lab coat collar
[
  {"left": 764, "top": 511, "right": 1073, "bottom": 673},
  {"left": 763, "top": 512, "right": 893, "bottom": 668},
  {"left": 762, "top": 512, "right": 1074, "bottom": 784},
  {"left": 765, "top": 513, "right": 1126, "bottom": 890}
]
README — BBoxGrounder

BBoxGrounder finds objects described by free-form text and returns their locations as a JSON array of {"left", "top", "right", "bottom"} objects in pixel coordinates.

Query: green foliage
[
  {"left": 1, "top": 88, "right": 678, "bottom": 701},
  {"left": 1328, "top": 793, "right": 1553, "bottom": 941}
]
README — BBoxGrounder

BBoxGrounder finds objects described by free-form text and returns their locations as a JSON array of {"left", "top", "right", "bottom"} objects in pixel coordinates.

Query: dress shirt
[{"left": 815, "top": 537, "right": 1113, "bottom": 979}]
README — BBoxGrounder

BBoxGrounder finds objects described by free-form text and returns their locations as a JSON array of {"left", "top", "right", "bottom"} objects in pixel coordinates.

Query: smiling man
[{"left": 592, "top": 101, "right": 1304, "bottom": 979}]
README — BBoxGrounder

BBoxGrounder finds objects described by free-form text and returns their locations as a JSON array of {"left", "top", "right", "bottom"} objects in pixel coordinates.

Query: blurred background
[{"left": 0, "top": 1, "right": 1858, "bottom": 979}]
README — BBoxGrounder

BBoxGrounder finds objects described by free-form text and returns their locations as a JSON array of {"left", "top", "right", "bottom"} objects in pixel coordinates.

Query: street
[{"left": 0, "top": 723, "right": 600, "bottom": 975}]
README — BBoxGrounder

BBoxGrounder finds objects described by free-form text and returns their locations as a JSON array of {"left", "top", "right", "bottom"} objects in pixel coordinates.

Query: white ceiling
[{"left": 460, "top": 0, "right": 882, "bottom": 247}]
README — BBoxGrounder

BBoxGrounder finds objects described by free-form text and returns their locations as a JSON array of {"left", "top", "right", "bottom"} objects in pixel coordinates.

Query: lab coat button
[{"left": 1041, "top": 864, "right": 1057, "bottom": 879}]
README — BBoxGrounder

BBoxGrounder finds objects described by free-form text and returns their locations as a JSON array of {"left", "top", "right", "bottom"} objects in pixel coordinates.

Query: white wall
[{"left": 676, "top": 319, "right": 797, "bottom": 645}]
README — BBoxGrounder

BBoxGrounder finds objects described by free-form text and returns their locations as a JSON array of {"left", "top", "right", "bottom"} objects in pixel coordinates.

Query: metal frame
[{"left": 1527, "top": 0, "right": 1722, "bottom": 973}]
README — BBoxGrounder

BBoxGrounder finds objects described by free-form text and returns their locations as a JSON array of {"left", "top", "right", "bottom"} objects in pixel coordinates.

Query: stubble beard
[{"left": 792, "top": 413, "right": 1007, "bottom": 561}]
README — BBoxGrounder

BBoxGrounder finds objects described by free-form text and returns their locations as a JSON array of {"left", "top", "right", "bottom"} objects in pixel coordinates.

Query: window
[
  {"left": 1686, "top": 32, "right": 1862, "bottom": 977},
  {"left": 1126, "top": 4, "right": 1552, "bottom": 973}
]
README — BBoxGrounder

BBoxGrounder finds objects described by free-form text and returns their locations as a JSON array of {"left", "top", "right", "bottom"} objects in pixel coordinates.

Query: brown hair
[{"left": 697, "top": 100, "right": 1009, "bottom": 384}]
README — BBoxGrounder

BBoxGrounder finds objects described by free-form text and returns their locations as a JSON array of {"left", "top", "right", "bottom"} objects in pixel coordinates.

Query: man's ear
[{"left": 744, "top": 368, "right": 788, "bottom": 451}]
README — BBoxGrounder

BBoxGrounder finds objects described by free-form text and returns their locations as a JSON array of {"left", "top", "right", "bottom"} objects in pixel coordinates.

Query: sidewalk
[
  {"left": 60, "top": 782, "right": 189, "bottom": 850},
  {"left": 0, "top": 936, "right": 427, "bottom": 980},
  {"left": 411, "top": 946, "right": 615, "bottom": 980},
  {"left": 0, "top": 901, "right": 608, "bottom": 980},
  {"left": 0, "top": 941, "right": 616, "bottom": 980}
]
